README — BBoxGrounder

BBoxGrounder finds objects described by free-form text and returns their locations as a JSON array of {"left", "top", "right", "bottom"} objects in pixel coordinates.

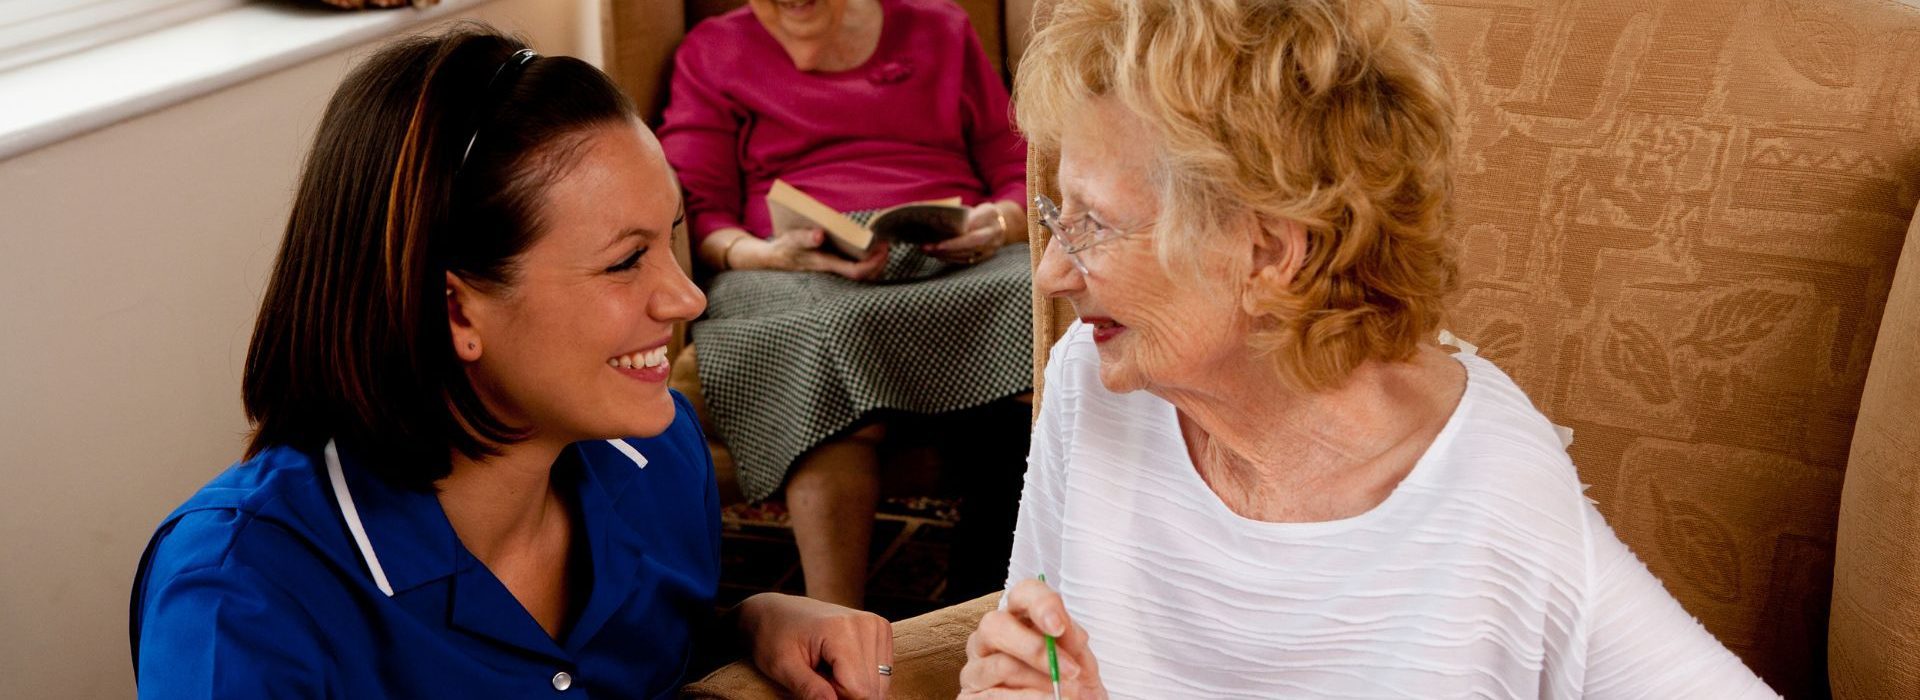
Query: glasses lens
[
  {"left": 1036, "top": 194, "right": 1076, "bottom": 248},
  {"left": 1038, "top": 193, "right": 1094, "bottom": 274}
]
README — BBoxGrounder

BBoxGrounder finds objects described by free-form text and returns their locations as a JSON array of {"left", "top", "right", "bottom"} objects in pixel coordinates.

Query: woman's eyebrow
[
  {"left": 1062, "top": 192, "right": 1111, "bottom": 222},
  {"left": 601, "top": 225, "right": 662, "bottom": 251},
  {"left": 601, "top": 200, "right": 684, "bottom": 251}
]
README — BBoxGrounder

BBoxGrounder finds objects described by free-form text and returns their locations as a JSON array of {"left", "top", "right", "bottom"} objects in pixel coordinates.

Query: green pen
[{"left": 1038, "top": 573, "right": 1062, "bottom": 700}]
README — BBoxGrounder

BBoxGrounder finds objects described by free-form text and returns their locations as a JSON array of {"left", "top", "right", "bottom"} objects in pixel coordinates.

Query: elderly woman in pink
[{"left": 657, "top": 0, "right": 1031, "bottom": 610}]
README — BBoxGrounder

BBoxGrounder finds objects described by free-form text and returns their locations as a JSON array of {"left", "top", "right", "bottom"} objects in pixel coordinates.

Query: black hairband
[{"left": 458, "top": 48, "right": 540, "bottom": 170}]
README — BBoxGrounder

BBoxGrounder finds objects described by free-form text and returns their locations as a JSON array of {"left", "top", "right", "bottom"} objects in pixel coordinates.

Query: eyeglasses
[{"left": 1033, "top": 193, "right": 1146, "bottom": 274}]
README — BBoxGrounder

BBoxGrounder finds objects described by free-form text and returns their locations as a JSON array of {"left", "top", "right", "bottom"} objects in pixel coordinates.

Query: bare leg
[{"left": 784, "top": 422, "right": 885, "bottom": 609}]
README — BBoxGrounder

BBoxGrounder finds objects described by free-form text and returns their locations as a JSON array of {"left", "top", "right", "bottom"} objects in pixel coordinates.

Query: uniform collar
[
  {"left": 559, "top": 439, "right": 661, "bottom": 652},
  {"left": 325, "top": 438, "right": 660, "bottom": 658},
  {"left": 325, "top": 440, "right": 465, "bottom": 595}
]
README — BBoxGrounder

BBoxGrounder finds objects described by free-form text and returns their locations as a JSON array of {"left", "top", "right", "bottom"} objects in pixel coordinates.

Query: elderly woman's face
[
  {"left": 1037, "top": 99, "right": 1252, "bottom": 395},
  {"left": 453, "top": 122, "right": 704, "bottom": 444},
  {"left": 748, "top": 0, "right": 852, "bottom": 43}
]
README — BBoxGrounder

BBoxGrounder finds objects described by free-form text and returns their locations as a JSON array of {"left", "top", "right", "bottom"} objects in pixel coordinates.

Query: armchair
[{"left": 602, "top": 0, "right": 1920, "bottom": 696}]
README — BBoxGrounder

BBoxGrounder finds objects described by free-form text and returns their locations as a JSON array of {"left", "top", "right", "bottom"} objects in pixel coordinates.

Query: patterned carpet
[{"left": 716, "top": 496, "right": 963, "bottom": 622}]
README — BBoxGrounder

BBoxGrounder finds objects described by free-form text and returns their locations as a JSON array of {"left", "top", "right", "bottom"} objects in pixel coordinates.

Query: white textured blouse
[{"left": 1004, "top": 322, "right": 1776, "bottom": 698}]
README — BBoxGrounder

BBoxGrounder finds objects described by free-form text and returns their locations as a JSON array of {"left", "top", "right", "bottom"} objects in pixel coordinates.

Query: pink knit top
[{"left": 658, "top": 0, "right": 1027, "bottom": 242}]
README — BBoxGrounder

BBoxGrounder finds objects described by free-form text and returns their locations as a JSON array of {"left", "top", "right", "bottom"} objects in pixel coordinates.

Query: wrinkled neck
[{"left": 772, "top": 0, "right": 882, "bottom": 72}]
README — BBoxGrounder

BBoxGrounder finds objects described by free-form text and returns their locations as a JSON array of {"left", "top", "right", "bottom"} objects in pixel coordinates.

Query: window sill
[{"left": 0, "top": 0, "right": 500, "bottom": 161}]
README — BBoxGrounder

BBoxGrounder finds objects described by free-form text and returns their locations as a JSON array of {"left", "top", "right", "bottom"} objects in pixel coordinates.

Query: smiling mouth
[{"left": 609, "top": 346, "right": 668, "bottom": 369}]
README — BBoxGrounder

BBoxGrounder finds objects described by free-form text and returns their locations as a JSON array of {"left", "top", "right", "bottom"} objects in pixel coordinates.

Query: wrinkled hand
[
  {"left": 756, "top": 227, "right": 890, "bottom": 280},
  {"left": 960, "top": 580, "right": 1108, "bottom": 699},
  {"left": 922, "top": 202, "right": 1008, "bottom": 264},
  {"left": 739, "top": 593, "right": 894, "bottom": 700}
]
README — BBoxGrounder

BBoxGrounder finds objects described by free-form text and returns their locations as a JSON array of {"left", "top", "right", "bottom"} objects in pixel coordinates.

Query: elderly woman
[
  {"left": 130, "top": 26, "right": 894, "bottom": 699},
  {"left": 657, "top": 0, "right": 1033, "bottom": 609},
  {"left": 960, "top": 1, "right": 1777, "bottom": 697}
]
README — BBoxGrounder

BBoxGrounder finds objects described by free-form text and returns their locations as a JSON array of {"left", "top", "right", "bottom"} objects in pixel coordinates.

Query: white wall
[{"left": 0, "top": 1, "right": 600, "bottom": 695}]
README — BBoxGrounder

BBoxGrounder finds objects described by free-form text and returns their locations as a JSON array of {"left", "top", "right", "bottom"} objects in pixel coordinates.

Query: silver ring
[{"left": 877, "top": 664, "right": 893, "bottom": 677}]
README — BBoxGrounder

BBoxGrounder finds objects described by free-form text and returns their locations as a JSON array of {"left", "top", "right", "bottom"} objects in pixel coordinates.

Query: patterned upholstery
[
  {"left": 1438, "top": 2, "right": 1918, "bottom": 694},
  {"left": 1026, "top": 0, "right": 1920, "bottom": 696}
]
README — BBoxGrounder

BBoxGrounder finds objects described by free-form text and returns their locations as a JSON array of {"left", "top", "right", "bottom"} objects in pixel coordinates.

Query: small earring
[{"left": 467, "top": 342, "right": 476, "bottom": 350}]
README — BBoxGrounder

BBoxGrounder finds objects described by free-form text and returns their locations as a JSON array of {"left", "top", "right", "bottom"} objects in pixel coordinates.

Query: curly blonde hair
[{"left": 1017, "top": 0, "right": 1458, "bottom": 391}]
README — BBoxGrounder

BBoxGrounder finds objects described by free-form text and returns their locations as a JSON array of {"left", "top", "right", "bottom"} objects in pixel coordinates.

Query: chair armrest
[
  {"left": 1832, "top": 200, "right": 1920, "bottom": 698},
  {"left": 681, "top": 592, "right": 1002, "bottom": 699}
]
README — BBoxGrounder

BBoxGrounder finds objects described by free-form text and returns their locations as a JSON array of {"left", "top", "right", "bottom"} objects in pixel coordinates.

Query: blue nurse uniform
[{"left": 130, "top": 391, "right": 721, "bottom": 699}]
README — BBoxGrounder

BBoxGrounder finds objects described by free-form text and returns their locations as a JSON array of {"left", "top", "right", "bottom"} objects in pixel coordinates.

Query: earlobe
[{"left": 445, "top": 272, "right": 483, "bottom": 362}]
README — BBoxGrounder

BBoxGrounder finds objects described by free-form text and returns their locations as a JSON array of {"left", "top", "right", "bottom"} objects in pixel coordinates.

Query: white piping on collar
[
  {"left": 321, "top": 438, "right": 642, "bottom": 598},
  {"left": 606, "top": 439, "right": 648, "bottom": 469},
  {"left": 325, "top": 439, "right": 395, "bottom": 597}
]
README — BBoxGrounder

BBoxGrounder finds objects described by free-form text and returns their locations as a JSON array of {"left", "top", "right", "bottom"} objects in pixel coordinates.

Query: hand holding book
[
  {"left": 763, "top": 180, "right": 1022, "bottom": 267},
  {"left": 920, "top": 202, "right": 1015, "bottom": 264},
  {"left": 767, "top": 180, "right": 969, "bottom": 260},
  {"left": 729, "top": 227, "right": 891, "bottom": 280}
]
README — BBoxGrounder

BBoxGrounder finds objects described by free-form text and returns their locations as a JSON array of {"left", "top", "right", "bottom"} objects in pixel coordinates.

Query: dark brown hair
[{"left": 242, "top": 22, "right": 639, "bottom": 489}]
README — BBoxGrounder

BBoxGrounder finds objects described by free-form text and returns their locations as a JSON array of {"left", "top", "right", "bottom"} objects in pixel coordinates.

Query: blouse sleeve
[
  {"left": 1579, "top": 503, "right": 1780, "bottom": 698},
  {"left": 133, "top": 518, "right": 330, "bottom": 699},
  {"left": 955, "top": 23, "right": 1027, "bottom": 206},
  {"left": 1003, "top": 332, "right": 1080, "bottom": 595},
  {"left": 657, "top": 35, "right": 750, "bottom": 243}
]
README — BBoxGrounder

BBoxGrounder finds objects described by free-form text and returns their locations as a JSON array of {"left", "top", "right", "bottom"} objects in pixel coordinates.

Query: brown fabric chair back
[{"left": 1023, "top": 0, "right": 1920, "bottom": 695}]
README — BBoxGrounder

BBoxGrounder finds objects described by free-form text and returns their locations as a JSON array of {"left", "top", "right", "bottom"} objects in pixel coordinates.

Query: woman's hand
[
  {"left": 747, "top": 227, "right": 890, "bottom": 280},
  {"left": 960, "top": 579, "right": 1108, "bottom": 699},
  {"left": 737, "top": 593, "right": 894, "bottom": 700},
  {"left": 923, "top": 202, "right": 1014, "bottom": 265}
]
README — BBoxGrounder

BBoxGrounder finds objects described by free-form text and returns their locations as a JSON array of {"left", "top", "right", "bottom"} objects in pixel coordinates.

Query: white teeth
[{"left": 612, "top": 347, "right": 669, "bottom": 370}]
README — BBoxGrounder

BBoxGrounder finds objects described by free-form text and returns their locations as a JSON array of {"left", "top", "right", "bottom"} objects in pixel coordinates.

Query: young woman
[{"left": 130, "top": 25, "right": 893, "bottom": 700}]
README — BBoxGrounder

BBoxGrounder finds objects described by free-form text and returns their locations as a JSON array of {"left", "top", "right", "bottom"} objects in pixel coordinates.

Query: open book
[{"left": 766, "top": 179, "right": 968, "bottom": 259}]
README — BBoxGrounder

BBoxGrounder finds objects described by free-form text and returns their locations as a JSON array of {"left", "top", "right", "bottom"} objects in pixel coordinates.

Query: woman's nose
[
  {"left": 1034, "top": 234, "right": 1085, "bottom": 299},
  {"left": 654, "top": 258, "right": 707, "bottom": 323}
]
